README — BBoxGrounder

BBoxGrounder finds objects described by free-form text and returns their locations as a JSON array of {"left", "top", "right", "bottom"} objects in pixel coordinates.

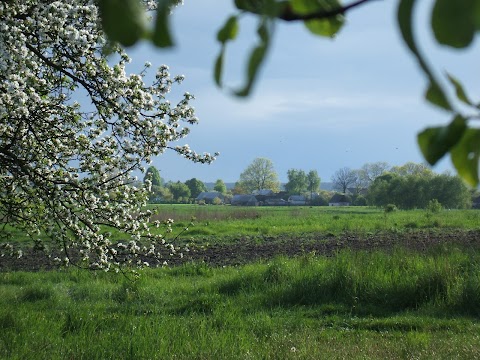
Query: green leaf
[
  {"left": 214, "top": 16, "right": 239, "bottom": 88},
  {"left": 98, "top": 0, "right": 146, "bottom": 47},
  {"left": 234, "top": 20, "right": 270, "bottom": 97},
  {"left": 474, "top": 0, "right": 480, "bottom": 29},
  {"left": 447, "top": 73, "right": 473, "bottom": 106},
  {"left": 235, "top": 0, "right": 264, "bottom": 13},
  {"left": 153, "top": 0, "right": 175, "bottom": 48},
  {"left": 451, "top": 128, "right": 480, "bottom": 187},
  {"left": 291, "top": 0, "right": 344, "bottom": 37},
  {"left": 235, "top": 0, "right": 288, "bottom": 17},
  {"left": 217, "top": 16, "right": 239, "bottom": 43},
  {"left": 431, "top": 0, "right": 475, "bottom": 48},
  {"left": 234, "top": 43, "right": 268, "bottom": 97},
  {"left": 398, "top": 0, "right": 452, "bottom": 111},
  {"left": 425, "top": 82, "right": 451, "bottom": 110},
  {"left": 305, "top": 16, "right": 343, "bottom": 37},
  {"left": 214, "top": 46, "right": 225, "bottom": 86},
  {"left": 418, "top": 115, "right": 467, "bottom": 165}
]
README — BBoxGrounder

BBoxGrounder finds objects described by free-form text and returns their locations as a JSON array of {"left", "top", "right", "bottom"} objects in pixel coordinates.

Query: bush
[
  {"left": 427, "top": 199, "right": 442, "bottom": 213},
  {"left": 384, "top": 204, "right": 397, "bottom": 213},
  {"left": 353, "top": 195, "right": 367, "bottom": 206},
  {"left": 212, "top": 197, "right": 223, "bottom": 205}
]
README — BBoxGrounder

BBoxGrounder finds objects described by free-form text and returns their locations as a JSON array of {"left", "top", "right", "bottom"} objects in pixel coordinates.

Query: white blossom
[{"left": 0, "top": 0, "right": 215, "bottom": 271}]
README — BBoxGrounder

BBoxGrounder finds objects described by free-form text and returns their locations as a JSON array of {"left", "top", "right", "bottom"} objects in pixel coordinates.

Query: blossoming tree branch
[
  {"left": 0, "top": 0, "right": 217, "bottom": 271},
  {"left": 99, "top": 0, "right": 480, "bottom": 186}
]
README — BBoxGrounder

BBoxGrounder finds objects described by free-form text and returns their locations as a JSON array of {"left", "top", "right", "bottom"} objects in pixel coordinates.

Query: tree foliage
[
  {"left": 98, "top": 0, "right": 480, "bottom": 185},
  {"left": 184, "top": 178, "right": 207, "bottom": 198},
  {"left": 0, "top": 0, "right": 217, "bottom": 270},
  {"left": 214, "top": 179, "right": 227, "bottom": 194},
  {"left": 238, "top": 157, "right": 280, "bottom": 193},
  {"left": 368, "top": 171, "right": 471, "bottom": 209},
  {"left": 306, "top": 170, "right": 321, "bottom": 197},
  {"left": 284, "top": 169, "right": 307, "bottom": 195},
  {"left": 358, "top": 162, "right": 389, "bottom": 187},
  {"left": 168, "top": 181, "right": 191, "bottom": 201},
  {"left": 144, "top": 166, "right": 163, "bottom": 187}
]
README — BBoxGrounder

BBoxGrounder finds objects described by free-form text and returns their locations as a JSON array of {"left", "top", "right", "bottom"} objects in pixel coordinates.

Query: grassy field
[
  {"left": 149, "top": 205, "right": 480, "bottom": 244},
  {"left": 5, "top": 205, "right": 480, "bottom": 246},
  {"left": 2, "top": 248, "right": 480, "bottom": 359},
  {"left": 2, "top": 206, "right": 480, "bottom": 359}
]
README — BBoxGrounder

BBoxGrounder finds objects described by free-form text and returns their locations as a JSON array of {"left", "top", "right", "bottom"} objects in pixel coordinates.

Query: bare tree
[{"left": 331, "top": 167, "right": 358, "bottom": 194}]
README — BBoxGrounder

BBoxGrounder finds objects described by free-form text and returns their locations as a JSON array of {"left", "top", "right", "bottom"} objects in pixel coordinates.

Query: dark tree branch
[{"left": 278, "top": 0, "right": 379, "bottom": 22}]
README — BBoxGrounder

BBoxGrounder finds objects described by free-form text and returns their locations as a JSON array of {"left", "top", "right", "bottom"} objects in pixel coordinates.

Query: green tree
[
  {"left": 214, "top": 179, "right": 227, "bottom": 194},
  {"left": 232, "top": 181, "right": 249, "bottom": 195},
  {"left": 238, "top": 158, "right": 280, "bottom": 193},
  {"left": 367, "top": 167, "right": 470, "bottom": 209},
  {"left": 358, "top": 162, "right": 390, "bottom": 187},
  {"left": 307, "top": 170, "right": 321, "bottom": 199},
  {"left": 143, "top": 166, "right": 163, "bottom": 187},
  {"left": 285, "top": 169, "right": 307, "bottom": 195},
  {"left": 168, "top": 181, "right": 191, "bottom": 202},
  {"left": 391, "top": 162, "right": 433, "bottom": 177},
  {"left": 184, "top": 178, "right": 207, "bottom": 199}
]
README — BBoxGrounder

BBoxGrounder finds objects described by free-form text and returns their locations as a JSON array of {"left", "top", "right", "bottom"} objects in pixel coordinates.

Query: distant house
[
  {"left": 264, "top": 198, "right": 287, "bottom": 206},
  {"left": 231, "top": 194, "right": 259, "bottom": 206},
  {"left": 288, "top": 195, "right": 307, "bottom": 206},
  {"left": 255, "top": 190, "right": 288, "bottom": 205},
  {"left": 253, "top": 189, "right": 275, "bottom": 196},
  {"left": 329, "top": 193, "right": 351, "bottom": 206},
  {"left": 196, "top": 191, "right": 224, "bottom": 204}
]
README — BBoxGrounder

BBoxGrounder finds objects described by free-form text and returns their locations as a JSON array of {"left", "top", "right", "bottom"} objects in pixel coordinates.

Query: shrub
[
  {"left": 427, "top": 199, "right": 442, "bottom": 213},
  {"left": 212, "top": 197, "right": 223, "bottom": 205},
  {"left": 384, "top": 204, "right": 397, "bottom": 213}
]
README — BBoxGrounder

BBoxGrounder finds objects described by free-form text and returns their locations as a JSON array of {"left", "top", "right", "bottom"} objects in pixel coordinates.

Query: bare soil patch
[{"left": 2, "top": 229, "right": 480, "bottom": 271}]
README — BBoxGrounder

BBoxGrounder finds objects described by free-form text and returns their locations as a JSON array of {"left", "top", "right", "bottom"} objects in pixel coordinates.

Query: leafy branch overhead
[
  {"left": 398, "top": 0, "right": 480, "bottom": 186},
  {"left": 99, "top": 0, "right": 480, "bottom": 185}
]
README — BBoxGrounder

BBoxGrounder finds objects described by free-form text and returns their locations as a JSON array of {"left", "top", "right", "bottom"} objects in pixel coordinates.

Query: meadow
[
  {"left": 2, "top": 206, "right": 480, "bottom": 359},
  {"left": 148, "top": 205, "right": 480, "bottom": 243}
]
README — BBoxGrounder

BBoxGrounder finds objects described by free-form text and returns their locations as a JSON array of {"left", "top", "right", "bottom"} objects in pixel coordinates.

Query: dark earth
[{"left": 2, "top": 229, "right": 480, "bottom": 272}]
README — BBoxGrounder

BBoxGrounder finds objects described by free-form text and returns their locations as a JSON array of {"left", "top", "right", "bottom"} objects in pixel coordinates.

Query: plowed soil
[{"left": 2, "top": 229, "right": 480, "bottom": 271}]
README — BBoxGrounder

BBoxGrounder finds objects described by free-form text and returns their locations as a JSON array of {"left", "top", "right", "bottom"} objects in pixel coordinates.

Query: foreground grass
[{"left": 2, "top": 247, "right": 480, "bottom": 359}]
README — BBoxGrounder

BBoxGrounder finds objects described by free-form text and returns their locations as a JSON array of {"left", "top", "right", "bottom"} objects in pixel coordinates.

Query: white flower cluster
[{"left": 0, "top": 0, "right": 215, "bottom": 271}]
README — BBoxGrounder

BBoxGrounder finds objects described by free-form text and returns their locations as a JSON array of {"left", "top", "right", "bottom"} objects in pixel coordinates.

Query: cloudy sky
[{"left": 126, "top": 0, "right": 478, "bottom": 183}]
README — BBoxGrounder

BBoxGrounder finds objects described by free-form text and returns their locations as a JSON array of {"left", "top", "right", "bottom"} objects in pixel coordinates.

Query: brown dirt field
[{"left": 2, "top": 229, "right": 480, "bottom": 271}]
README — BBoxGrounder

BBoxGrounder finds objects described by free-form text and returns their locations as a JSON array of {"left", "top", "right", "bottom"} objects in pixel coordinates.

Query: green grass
[
  {"left": 6, "top": 206, "right": 480, "bottom": 246},
  {"left": 2, "top": 247, "right": 480, "bottom": 359},
  {"left": 153, "top": 205, "right": 480, "bottom": 244}
]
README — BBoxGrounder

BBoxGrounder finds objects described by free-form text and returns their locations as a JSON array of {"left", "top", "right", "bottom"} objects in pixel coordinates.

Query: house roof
[
  {"left": 329, "top": 193, "right": 351, "bottom": 203},
  {"left": 253, "top": 189, "right": 274, "bottom": 196},
  {"left": 288, "top": 195, "right": 306, "bottom": 201},
  {"left": 196, "top": 191, "right": 224, "bottom": 200},
  {"left": 231, "top": 194, "right": 258, "bottom": 203}
]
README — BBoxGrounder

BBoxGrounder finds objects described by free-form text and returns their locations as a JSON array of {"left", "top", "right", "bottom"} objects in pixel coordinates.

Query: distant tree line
[
  {"left": 144, "top": 158, "right": 473, "bottom": 209},
  {"left": 330, "top": 162, "right": 471, "bottom": 209}
]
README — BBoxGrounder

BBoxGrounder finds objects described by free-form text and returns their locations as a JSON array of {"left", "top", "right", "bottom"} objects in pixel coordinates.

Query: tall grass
[{"left": 2, "top": 247, "right": 480, "bottom": 359}]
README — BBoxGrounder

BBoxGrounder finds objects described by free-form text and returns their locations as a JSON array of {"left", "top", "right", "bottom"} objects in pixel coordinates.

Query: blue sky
[{"left": 126, "top": 1, "right": 479, "bottom": 183}]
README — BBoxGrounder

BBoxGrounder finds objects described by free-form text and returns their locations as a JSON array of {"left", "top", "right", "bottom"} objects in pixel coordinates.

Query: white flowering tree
[{"left": 0, "top": 0, "right": 217, "bottom": 271}]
